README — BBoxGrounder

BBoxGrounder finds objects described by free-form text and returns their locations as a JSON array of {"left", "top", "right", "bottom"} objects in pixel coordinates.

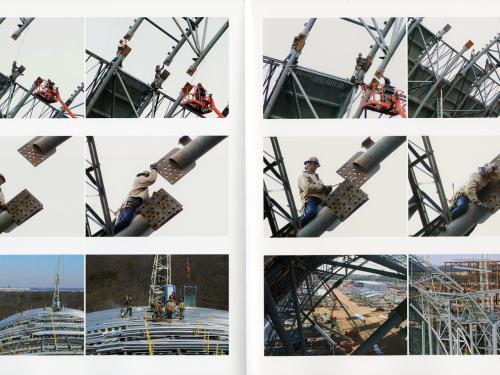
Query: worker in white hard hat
[
  {"left": 449, "top": 162, "right": 498, "bottom": 220},
  {"left": 113, "top": 164, "right": 158, "bottom": 234},
  {"left": 0, "top": 173, "right": 6, "bottom": 211},
  {"left": 297, "top": 157, "right": 332, "bottom": 227}
]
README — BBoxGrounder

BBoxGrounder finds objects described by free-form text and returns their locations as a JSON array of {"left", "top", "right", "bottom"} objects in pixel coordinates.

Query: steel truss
[
  {"left": 408, "top": 137, "right": 451, "bottom": 236},
  {"left": 408, "top": 18, "right": 500, "bottom": 118},
  {"left": 85, "top": 136, "right": 114, "bottom": 237},
  {"left": 409, "top": 255, "right": 500, "bottom": 355},
  {"left": 149, "top": 255, "right": 172, "bottom": 306},
  {"left": 262, "top": 18, "right": 407, "bottom": 119},
  {"left": 85, "top": 17, "right": 228, "bottom": 118},
  {"left": 264, "top": 255, "right": 407, "bottom": 356},
  {"left": 263, "top": 137, "right": 300, "bottom": 237}
]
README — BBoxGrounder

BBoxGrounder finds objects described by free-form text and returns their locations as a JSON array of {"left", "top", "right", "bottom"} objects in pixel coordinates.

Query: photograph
[
  {"left": 408, "top": 17, "right": 499, "bottom": 118},
  {"left": 264, "top": 136, "right": 406, "bottom": 237},
  {"left": 264, "top": 255, "right": 407, "bottom": 356},
  {"left": 0, "top": 136, "right": 83, "bottom": 236},
  {"left": 86, "top": 254, "right": 229, "bottom": 355},
  {"left": 263, "top": 18, "right": 407, "bottom": 119},
  {"left": 408, "top": 136, "right": 500, "bottom": 236},
  {"left": 85, "top": 17, "right": 229, "bottom": 118},
  {"left": 0, "top": 255, "right": 84, "bottom": 355},
  {"left": 409, "top": 254, "right": 500, "bottom": 354},
  {"left": 85, "top": 136, "right": 228, "bottom": 237},
  {"left": 0, "top": 17, "right": 84, "bottom": 119}
]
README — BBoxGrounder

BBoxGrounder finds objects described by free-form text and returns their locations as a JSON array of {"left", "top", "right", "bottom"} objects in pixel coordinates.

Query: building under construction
[
  {"left": 263, "top": 18, "right": 407, "bottom": 119},
  {"left": 409, "top": 254, "right": 500, "bottom": 355},
  {"left": 85, "top": 17, "right": 228, "bottom": 118},
  {"left": 264, "top": 255, "right": 407, "bottom": 355},
  {"left": 86, "top": 254, "right": 229, "bottom": 355},
  {"left": 264, "top": 136, "right": 406, "bottom": 237},
  {"left": 408, "top": 17, "right": 499, "bottom": 118},
  {"left": 0, "top": 18, "right": 84, "bottom": 119},
  {"left": 0, "top": 256, "right": 84, "bottom": 355}
]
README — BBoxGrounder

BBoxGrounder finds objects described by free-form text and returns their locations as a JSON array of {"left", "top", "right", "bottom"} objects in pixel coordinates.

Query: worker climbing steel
[
  {"left": 180, "top": 83, "right": 226, "bottom": 118},
  {"left": 297, "top": 157, "right": 332, "bottom": 227},
  {"left": 0, "top": 174, "right": 6, "bottom": 211},
  {"left": 113, "top": 164, "right": 158, "bottom": 233},
  {"left": 448, "top": 162, "right": 498, "bottom": 221}
]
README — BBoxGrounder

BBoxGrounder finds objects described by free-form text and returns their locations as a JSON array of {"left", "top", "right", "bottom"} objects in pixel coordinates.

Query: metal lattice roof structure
[
  {"left": 86, "top": 306, "right": 228, "bottom": 355},
  {"left": 0, "top": 307, "right": 84, "bottom": 355},
  {"left": 408, "top": 18, "right": 500, "bottom": 118}
]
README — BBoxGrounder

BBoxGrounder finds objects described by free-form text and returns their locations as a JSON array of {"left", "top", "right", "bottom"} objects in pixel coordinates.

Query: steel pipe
[
  {"left": 164, "top": 88, "right": 184, "bottom": 118},
  {"left": 33, "top": 136, "right": 71, "bottom": 154},
  {"left": 438, "top": 205, "right": 490, "bottom": 236},
  {"left": 264, "top": 279, "right": 294, "bottom": 355},
  {"left": 353, "top": 136, "right": 406, "bottom": 172},
  {"left": 186, "top": 20, "right": 229, "bottom": 76},
  {"left": 169, "top": 136, "right": 226, "bottom": 169},
  {"left": 0, "top": 210, "right": 15, "bottom": 233},
  {"left": 7, "top": 83, "right": 36, "bottom": 118},
  {"left": 113, "top": 214, "right": 154, "bottom": 237}
]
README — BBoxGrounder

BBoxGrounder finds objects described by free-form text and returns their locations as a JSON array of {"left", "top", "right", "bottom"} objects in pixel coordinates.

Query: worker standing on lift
[
  {"left": 448, "top": 162, "right": 498, "bottom": 220},
  {"left": 113, "top": 164, "right": 158, "bottom": 233},
  {"left": 0, "top": 174, "right": 6, "bottom": 212},
  {"left": 178, "top": 297, "right": 186, "bottom": 320},
  {"left": 297, "top": 157, "right": 332, "bottom": 227}
]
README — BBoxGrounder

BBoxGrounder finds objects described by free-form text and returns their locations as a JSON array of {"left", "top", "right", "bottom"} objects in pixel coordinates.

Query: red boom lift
[
  {"left": 181, "top": 83, "right": 225, "bottom": 118},
  {"left": 33, "top": 77, "right": 77, "bottom": 118},
  {"left": 360, "top": 82, "right": 407, "bottom": 118}
]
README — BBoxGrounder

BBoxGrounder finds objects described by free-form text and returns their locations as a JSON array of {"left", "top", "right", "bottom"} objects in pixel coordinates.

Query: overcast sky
[
  {"left": 87, "top": 137, "right": 228, "bottom": 236},
  {"left": 263, "top": 18, "right": 407, "bottom": 118},
  {"left": 408, "top": 136, "right": 500, "bottom": 236},
  {"left": 86, "top": 18, "right": 228, "bottom": 116},
  {"left": 264, "top": 136, "right": 406, "bottom": 236},
  {"left": 0, "top": 137, "right": 83, "bottom": 236},
  {"left": 0, "top": 255, "right": 83, "bottom": 289},
  {"left": 0, "top": 18, "right": 84, "bottom": 114}
]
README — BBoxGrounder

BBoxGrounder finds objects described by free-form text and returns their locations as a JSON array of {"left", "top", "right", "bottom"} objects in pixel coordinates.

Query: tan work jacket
[
  {"left": 451, "top": 171, "right": 491, "bottom": 206},
  {"left": 120, "top": 169, "right": 158, "bottom": 210},
  {"left": 298, "top": 170, "right": 327, "bottom": 205}
]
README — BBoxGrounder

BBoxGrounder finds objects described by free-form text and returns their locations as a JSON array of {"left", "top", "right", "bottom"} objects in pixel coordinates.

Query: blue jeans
[
  {"left": 300, "top": 197, "right": 323, "bottom": 227},
  {"left": 450, "top": 194, "right": 470, "bottom": 220},
  {"left": 113, "top": 197, "right": 143, "bottom": 233}
]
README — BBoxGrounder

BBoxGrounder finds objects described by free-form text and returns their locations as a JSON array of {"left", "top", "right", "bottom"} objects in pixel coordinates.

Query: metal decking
[
  {"left": 86, "top": 306, "right": 229, "bottom": 355},
  {"left": 263, "top": 56, "right": 352, "bottom": 119},
  {"left": 0, "top": 307, "right": 84, "bottom": 355}
]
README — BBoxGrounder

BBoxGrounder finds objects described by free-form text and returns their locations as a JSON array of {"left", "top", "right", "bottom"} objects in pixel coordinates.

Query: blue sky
[{"left": 0, "top": 255, "right": 83, "bottom": 289}]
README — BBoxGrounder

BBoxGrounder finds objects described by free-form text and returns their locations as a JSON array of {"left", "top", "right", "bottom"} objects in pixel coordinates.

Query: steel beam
[
  {"left": 186, "top": 20, "right": 228, "bottom": 76},
  {"left": 11, "top": 18, "right": 35, "bottom": 40},
  {"left": 53, "top": 83, "right": 84, "bottom": 118},
  {"left": 412, "top": 40, "right": 474, "bottom": 117},
  {"left": 263, "top": 18, "right": 316, "bottom": 119},
  {"left": 6, "top": 82, "right": 35, "bottom": 118},
  {"left": 352, "top": 298, "right": 407, "bottom": 355}
]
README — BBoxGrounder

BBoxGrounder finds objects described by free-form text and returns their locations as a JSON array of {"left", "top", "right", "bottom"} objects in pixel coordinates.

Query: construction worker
[
  {"left": 297, "top": 157, "right": 332, "bottom": 227},
  {"left": 0, "top": 174, "right": 6, "bottom": 211},
  {"left": 284, "top": 32, "right": 306, "bottom": 63},
  {"left": 196, "top": 83, "right": 207, "bottom": 100},
  {"left": 353, "top": 65, "right": 365, "bottom": 84},
  {"left": 151, "top": 65, "right": 164, "bottom": 89},
  {"left": 165, "top": 298, "right": 175, "bottom": 323},
  {"left": 448, "top": 162, "right": 498, "bottom": 220},
  {"left": 178, "top": 297, "right": 186, "bottom": 320},
  {"left": 112, "top": 38, "right": 128, "bottom": 67},
  {"left": 383, "top": 77, "right": 395, "bottom": 101},
  {"left": 113, "top": 164, "right": 158, "bottom": 233},
  {"left": 356, "top": 53, "right": 364, "bottom": 67}
]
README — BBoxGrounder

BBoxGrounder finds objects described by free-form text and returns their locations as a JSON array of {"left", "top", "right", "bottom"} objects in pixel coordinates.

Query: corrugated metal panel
[{"left": 269, "top": 66, "right": 352, "bottom": 119}]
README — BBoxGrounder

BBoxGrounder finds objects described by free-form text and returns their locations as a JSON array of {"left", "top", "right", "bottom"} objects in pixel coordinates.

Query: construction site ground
[{"left": 311, "top": 289, "right": 406, "bottom": 355}]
